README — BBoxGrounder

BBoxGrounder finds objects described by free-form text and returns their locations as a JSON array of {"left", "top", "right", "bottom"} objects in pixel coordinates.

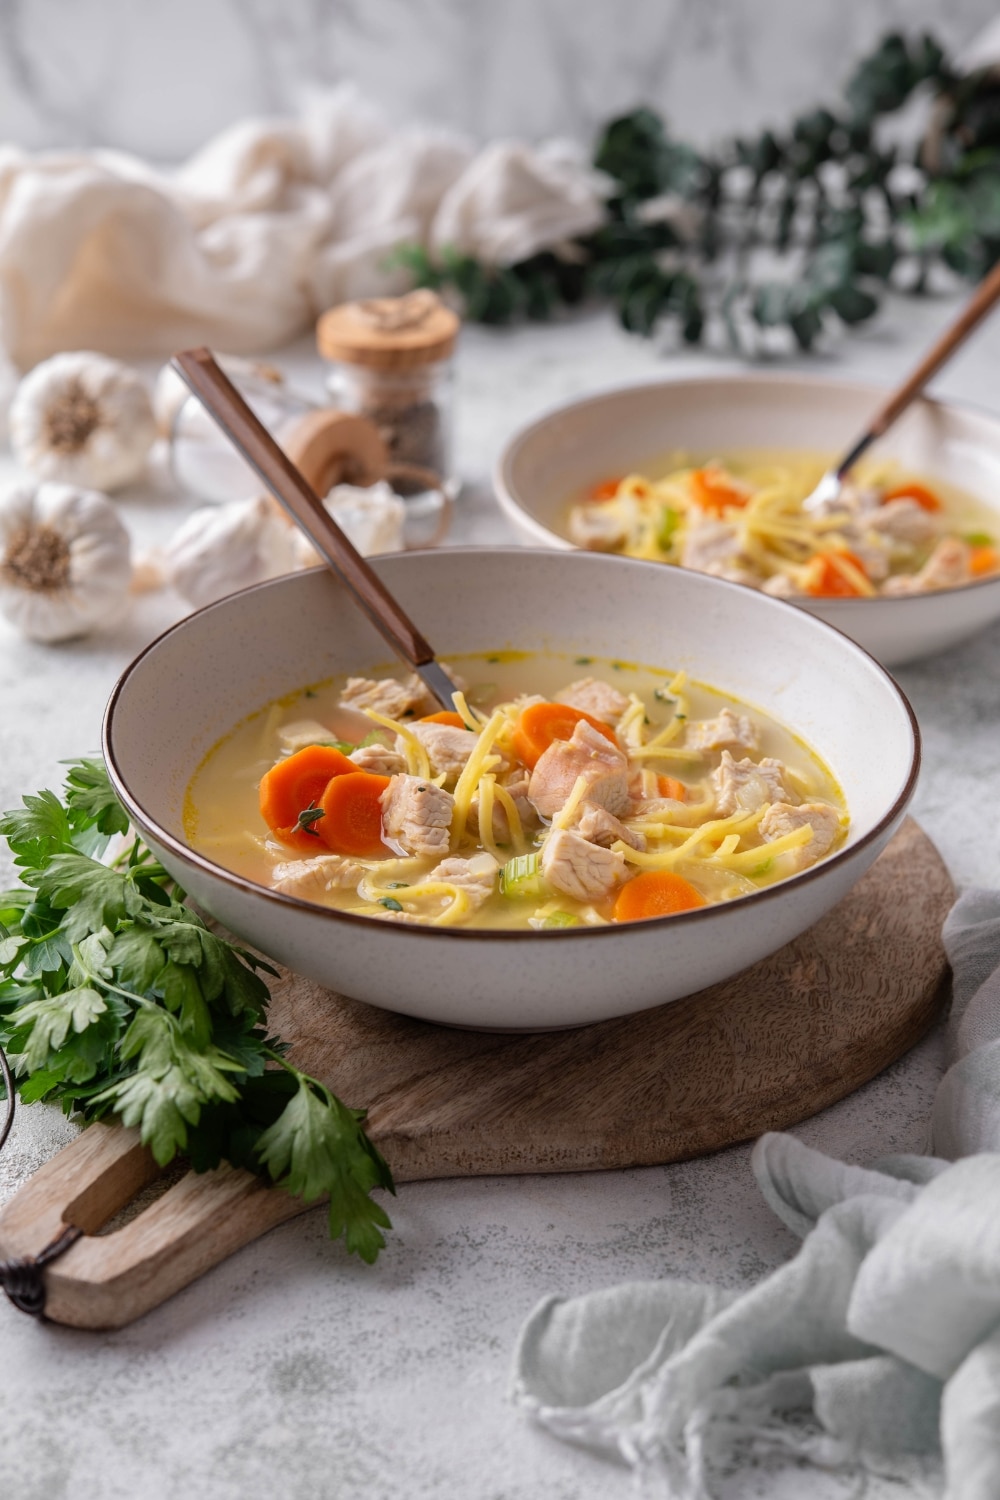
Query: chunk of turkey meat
[
  {"left": 759, "top": 801, "right": 840, "bottom": 871},
  {"left": 811, "top": 483, "right": 881, "bottom": 520},
  {"left": 541, "top": 828, "right": 628, "bottom": 903},
  {"left": 339, "top": 666, "right": 465, "bottom": 721},
  {"left": 380, "top": 775, "right": 454, "bottom": 857},
  {"left": 555, "top": 676, "right": 629, "bottom": 725},
  {"left": 762, "top": 573, "right": 801, "bottom": 598},
  {"left": 568, "top": 504, "right": 628, "bottom": 551},
  {"left": 528, "top": 720, "right": 629, "bottom": 819},
  {"left": 277, "top": 719, "right": 338, "bottom": 755},
  {"left": 882, "top": 537, "right": 971, "bottom": 596},
  {"left": 868, "top": 498, "right": 940, "bottom": 548},
  {"left": 271, "top": 854, "right": 367, "bottom": 900},
  {"left": 702, "top": 563, "right": 761, "bottom": 587},
  {"left": 407, "top": 721, "right": 480, "bottom": 781},
  {"left": 428, "top": 853, "right": 498, "bottom": 910},
  {"left": 711, "top": 751, "right": 792, "bottom": 816},
  {"left": 349, "top": 742, "right": 407, "bottom": 776},
  {"left": 839, "top": 526, "right": 892, "bottom": 582},
  {"left": 681, "top": 519, "right": 746, "bottom": 575},
  {"left": 685, "top": 707, "right": 758, "bottom": 755},
  {"left": 575, "top": 800, "right": 646, "bottom": 851}
]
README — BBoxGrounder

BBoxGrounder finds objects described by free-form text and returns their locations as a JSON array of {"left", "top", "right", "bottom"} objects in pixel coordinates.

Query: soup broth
[{"left": 184, "top": 652, "right": 847, "bottom": 931}]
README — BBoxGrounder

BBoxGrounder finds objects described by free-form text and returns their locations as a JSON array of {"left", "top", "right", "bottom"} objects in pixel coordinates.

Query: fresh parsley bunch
[{"left": 0, "top": 759, "right": 393, "bottom": 1262}]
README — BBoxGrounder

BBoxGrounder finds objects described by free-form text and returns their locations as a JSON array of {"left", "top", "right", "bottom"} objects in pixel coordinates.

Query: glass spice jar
[
  {"left": 317, "top": 290, "right": 461, "bottom": 504},
  {"left": 166, "top": 359, "right": 321, "bottom": 504}
]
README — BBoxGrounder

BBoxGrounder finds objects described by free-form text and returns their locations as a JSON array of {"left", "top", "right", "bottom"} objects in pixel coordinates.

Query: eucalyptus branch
[{"left": 400, "top": 30, "right": 1000, "bottom": 355}]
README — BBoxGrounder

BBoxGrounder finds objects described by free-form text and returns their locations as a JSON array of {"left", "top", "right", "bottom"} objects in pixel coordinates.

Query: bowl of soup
[
  {"left": 103, "top": 548, "right": 918, "bottom": 1030},
  {"left": 494, "top": 375, "right": 1000, "bottom": 666}
]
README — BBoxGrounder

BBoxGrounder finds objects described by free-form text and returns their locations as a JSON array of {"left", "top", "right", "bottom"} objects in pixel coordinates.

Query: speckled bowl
[
  {"left": 494, "top": 374, "right": 1000, "bottom": 667},
  {"left": 104, "top": 549, "right": 918, "bottom": 1030}
]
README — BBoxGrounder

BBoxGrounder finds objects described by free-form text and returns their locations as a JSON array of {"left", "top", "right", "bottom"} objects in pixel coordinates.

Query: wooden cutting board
[{"left": 0, "top": 817, "right": 953, "bottom": 1330}]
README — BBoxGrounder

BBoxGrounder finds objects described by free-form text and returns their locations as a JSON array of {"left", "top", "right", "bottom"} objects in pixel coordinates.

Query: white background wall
[{"left": 0, "top": 0, "right": 996, "bottom": 161}]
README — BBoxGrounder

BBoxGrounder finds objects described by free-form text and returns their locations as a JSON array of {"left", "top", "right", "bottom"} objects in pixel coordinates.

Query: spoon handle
[
  {"left": 837, "top": 257, "right": 1000, "bottom": 477},
  {"left": 171, "top": 347, "right": 438, "bottom": 670}
]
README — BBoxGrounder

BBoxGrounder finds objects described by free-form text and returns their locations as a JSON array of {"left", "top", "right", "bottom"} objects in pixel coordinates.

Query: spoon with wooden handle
[
  {"left": 171, "top": 347, "right": 457, "bottom": 711},
  {"left": 803, "top": 257, "right": 1000, "bottom": 512}
]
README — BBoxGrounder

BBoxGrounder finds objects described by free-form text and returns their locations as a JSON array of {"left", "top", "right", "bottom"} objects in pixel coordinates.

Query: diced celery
[
  {"left": 541, "top": 910, "right": 581, "bottom": 929},
  {"left": 656, "top": 505, "right": 680, "bottom": 550},
  {"left": 500, "top": 852, "right": 546, "bottom": 899},
  {"left": 964, "top": 532, "right": 994, "bottom": 547}
]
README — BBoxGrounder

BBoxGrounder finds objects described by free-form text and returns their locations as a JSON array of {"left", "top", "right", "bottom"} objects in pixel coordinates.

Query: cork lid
[
  {"left": 282, "top": 408, "right": 388, "bottom": 494},
  {"left": 317, "top": 290, "right": 460, "bottom": 371}
]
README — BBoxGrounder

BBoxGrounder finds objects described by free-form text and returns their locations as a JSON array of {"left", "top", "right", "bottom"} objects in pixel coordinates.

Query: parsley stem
[{"left": 71, "top": 947, "right": 160, "bottom": 1012}]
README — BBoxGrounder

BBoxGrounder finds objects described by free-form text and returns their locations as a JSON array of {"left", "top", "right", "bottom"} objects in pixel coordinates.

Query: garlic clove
[
  {"left": 325, "top": 479, "right": 406, "bottom": 555},
  {"left": 164, "top": 495, "right": 303, "bottom": 609},
  {"left": 0, "top": 479, "right": 132, "bottom": 643},
  {"left": 10, "top": 352, "right": 157, "bottom": 491}
]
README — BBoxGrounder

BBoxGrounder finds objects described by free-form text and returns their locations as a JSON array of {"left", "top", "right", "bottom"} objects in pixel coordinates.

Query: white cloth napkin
[
  {"left": 0, "top": 89, "right": 610, "bottom": 368},
  {"left": 512, "top": 890, "right": 1000, "bottom": 1498}
]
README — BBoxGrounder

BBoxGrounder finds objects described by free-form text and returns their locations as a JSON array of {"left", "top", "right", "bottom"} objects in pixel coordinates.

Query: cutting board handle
[{"left": 0, "top": 1121, "right": 307, "bottom": 1329}]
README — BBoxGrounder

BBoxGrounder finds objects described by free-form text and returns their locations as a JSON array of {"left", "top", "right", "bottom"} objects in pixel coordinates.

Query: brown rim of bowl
[
  {"left": 102, "top": 549, "right": 921, "bottom": 944},
  {"left": 493, "top": 371, "right": 1000, "bottom": 605}
]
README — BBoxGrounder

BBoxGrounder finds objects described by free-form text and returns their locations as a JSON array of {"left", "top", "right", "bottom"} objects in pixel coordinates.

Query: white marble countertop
[{"left": 2, "top": 299, "right": 1000, "bottom": 1499}]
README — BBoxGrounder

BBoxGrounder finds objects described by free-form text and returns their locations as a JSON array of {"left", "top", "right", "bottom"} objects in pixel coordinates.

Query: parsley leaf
[
  {"left": 62, "top": 757, "right": 130, "bottom": 838},
  {"left": 34, "top": 856, "right": 136, "bottom": 941},
  {"left": 256, "top": 1073, "right": 394, "bottom": 1264}
]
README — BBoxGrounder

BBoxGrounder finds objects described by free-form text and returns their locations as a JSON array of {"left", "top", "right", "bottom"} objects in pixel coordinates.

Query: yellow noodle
[
  {"left": 491, "top": 780, "right": 527, "bottom": 854},
  {"left": 451, "top": 689, "right": 487, "bottom": 730},
  {"left": 450, "top": 709, "right": 508, "bottom": 841},
  {"left": 707, "top": 821, "right": 815, "bottom": 872},
  {"left": 363, "top": 708, "right": 431, "bottom": 779},
  {"left": 476, "top": 775, "right": 504, "bottom": 863},
  {"left": 616, "top": 809, "right": 764, "bottom": 869}
]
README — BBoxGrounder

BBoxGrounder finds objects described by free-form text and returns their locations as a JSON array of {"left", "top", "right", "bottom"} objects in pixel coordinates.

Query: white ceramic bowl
[
  {"left": 494, "top": 374, "right": 1000, "bottom": 667},
  {"left": 104, "top": 550, "right": 918, "bottom": 1031}
]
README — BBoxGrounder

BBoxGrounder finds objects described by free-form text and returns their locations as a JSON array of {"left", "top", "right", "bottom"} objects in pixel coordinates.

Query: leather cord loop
[
  {"left": 0, "top": 1041, "right": 84, "bottom": 1318},
  {"left": 0, "top": 1224, "right": 83, "bottom": 1318},
  {"left": 0, "top": 1041, "right": 13, "bottom": 1159}
]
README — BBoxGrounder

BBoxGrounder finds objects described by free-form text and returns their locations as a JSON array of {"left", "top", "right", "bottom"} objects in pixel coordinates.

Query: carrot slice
[
  {"left": 969, "top": 545, "right": 999, "bottom": 578},
  {"left": 656, "top": 775, "right": 687, "bottom": 801},
  {"left": 316, "top": 771, "right": 391, "bottom": 858},
  {"left": 613, "top": 871, "right": 707, "bottom": 922},
  {"left": 589, "top": 477, "right": 623, "bottom": 502},
  {"left": 259, "top": 744, "right": 356, "bottom": 848},
  {"left": 803, "top": 550, "right": 869, "bottom": 598},
  {"left": 419, "top": 710, "right": 467, "bottom": 728},
  {"left": 690, "top": 467, "right": 750, "bottom": 516},
  {"left": 882, "top": 482, "right": 942, "bottom": 513},
  {"left": 512, "top": 701, "right": 619, "bottom": 769}
]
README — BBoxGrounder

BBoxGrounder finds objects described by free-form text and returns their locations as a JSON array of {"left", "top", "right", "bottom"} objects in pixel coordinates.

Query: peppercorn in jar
[{"left": 317, "top": 291, "right": 460, "bottom": 524}]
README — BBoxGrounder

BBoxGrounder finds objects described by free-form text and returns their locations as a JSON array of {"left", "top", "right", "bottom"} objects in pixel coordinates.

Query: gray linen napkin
[{"left": 511, "top": 890, "right": 1000, "bottom": 1498}]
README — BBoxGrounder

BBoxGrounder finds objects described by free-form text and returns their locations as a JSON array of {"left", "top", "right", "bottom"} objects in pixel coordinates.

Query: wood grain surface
[{"left": 0, "top": 817, "right": 955, "bottom": 1329}]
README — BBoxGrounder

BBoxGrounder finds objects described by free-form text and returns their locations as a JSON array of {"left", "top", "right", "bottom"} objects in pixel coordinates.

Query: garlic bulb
[
  {"left": 163, "top": 496, "right": 303, "bottom": 609},
  {"left": 0, "top": 479, "right": 132, "bottom": 642},
  {"left": 9, "top": 352, "right": 157, "bottom": 490},
  {"left": 165, "top": 482, "right": 407, "bottom": 611},
  {"left": 293, "top": 482, "right": 406, "bottom": 566},
  {"left": 327, "top": 481, "right": 406, "bottom": 555}
]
